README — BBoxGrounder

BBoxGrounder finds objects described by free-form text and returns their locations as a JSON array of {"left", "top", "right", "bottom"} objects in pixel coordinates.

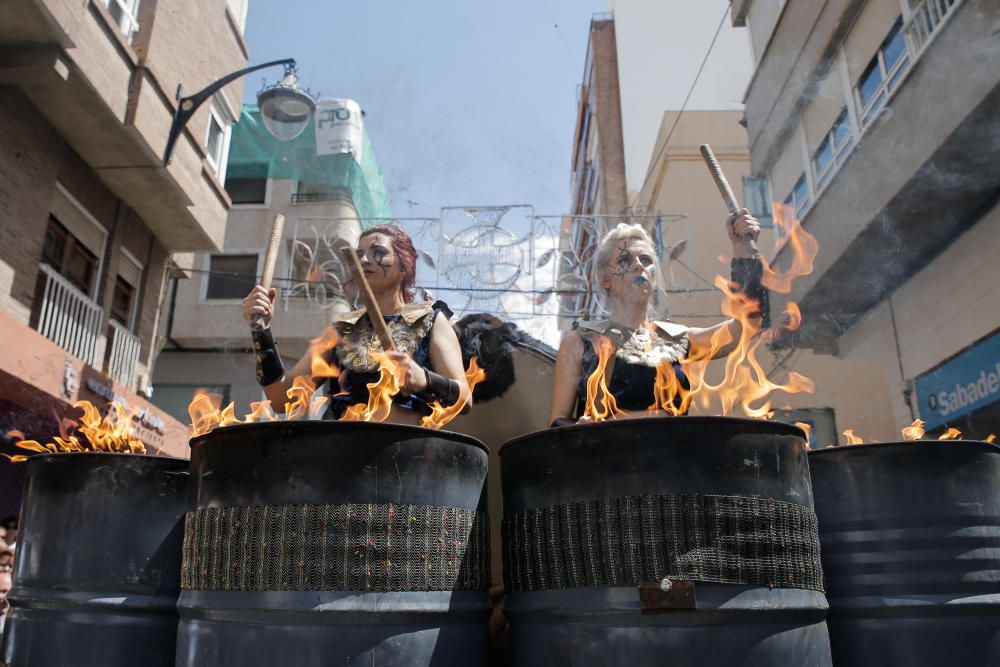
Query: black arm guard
[
  {"left": 252, "top": 327, "right": 286, "bottom": 386},
  {"left": 420, "top": 368, "right": 462, "bottom": 406},
  {"left": 550, "top": 417, "right": 577, "bottom": 428},
  {"left": 731, "top": 257, "right": 771, "bottom": 329}
]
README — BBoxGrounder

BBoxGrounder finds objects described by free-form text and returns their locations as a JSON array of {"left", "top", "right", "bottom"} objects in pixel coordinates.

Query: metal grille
[
  {"left": 182, "top": 502, "right": 490, "bottom": 592},
  {"left": 503, "top": 494, "right": 823, "bottom": 593}
]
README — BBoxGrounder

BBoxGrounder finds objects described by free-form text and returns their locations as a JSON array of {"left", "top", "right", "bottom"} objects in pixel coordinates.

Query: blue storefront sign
[{"left": 915, "top": 329, "right": 1000, "bottom": 431}]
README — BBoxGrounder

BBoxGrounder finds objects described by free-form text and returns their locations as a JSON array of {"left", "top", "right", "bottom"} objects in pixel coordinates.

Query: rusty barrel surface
[
  {"left": 176, "top": 421, "right": 491, "bottom": 667},
  {"left": 500, "top": 416, "right": 833, "bottom": 667},
  {"left": 1, "top": 453, "right": 189, "bottom": 667},
  {"left": 809, "top": 441, "right": 1000, "bottom": 667}
]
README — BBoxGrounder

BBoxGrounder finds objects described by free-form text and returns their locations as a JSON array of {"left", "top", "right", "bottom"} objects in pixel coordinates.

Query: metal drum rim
[
  {"left": 808, "top": 439, "right": 1000, "bottom": 457},
  {"left": 500, "top": 415, "right": 807, "bottom": 455},
  {"left": 23, "top": 451, "right": 189, "bottom": 469},
  {"left": 189, "top": 419, "right": 489, "bottom": 454}
]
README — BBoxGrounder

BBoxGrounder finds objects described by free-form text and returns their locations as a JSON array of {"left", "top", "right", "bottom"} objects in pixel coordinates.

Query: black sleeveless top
[
  {"left": 324, "top": 301, "right": 452, "bottom": 419},
  {"left": 575, "top": 320, "right": 691, "bottom": 414}
]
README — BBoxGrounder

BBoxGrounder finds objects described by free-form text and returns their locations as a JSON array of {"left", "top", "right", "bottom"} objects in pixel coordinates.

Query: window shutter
[{"left": 50, "top": 183, "right": 107, "bottom": 257}]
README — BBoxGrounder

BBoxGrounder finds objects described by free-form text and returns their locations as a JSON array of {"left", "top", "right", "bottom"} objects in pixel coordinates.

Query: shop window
[{"left": 206, "top": 254, "right": 258, "bottom": 300}]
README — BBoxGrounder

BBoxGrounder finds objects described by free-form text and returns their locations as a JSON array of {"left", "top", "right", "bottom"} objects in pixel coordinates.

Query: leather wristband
[
  {"left": 252, "top": 327, "right": 286, "bottom": 386},
  {"left": 550, "top": 417, "right": 577, "bottom": 428},
  {"left": 731, "top": 257, "right": 771, "bottom": 328},
  {"left": 420, "top": 367, "right": 461, "bottom": 405}
]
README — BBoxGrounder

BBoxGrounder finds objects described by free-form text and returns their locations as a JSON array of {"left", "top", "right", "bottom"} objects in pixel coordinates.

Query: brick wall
[{"left": 0, "top": 88, "right": 62, "bottom": 318}]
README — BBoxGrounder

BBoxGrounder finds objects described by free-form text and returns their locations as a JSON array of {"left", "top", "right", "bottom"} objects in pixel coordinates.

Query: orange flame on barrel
[
  {"left": 339, "top": 351, "right": 405, "bottom": 423},
  {"left": 938, "top": 427, "right": 962, "bottom": 440},
  {"left": 421, "top": 357, "right": 487, "bottom": 429},
  {"left": 583, "top": 335, "right": 625, "bottom": 421},
  {"left": 794, "top": 421, "right": 812, "bottom": 448},
  {"left": 244, "top": 400, "right": 277, "bottom": 423},
  {"left": 987, "top": 434, "right": 997, "bottom": 443},
  {"left": 4, "top": 400, "right": 148, "bottom": 461},
  {"left": 843, "top": 429, "right": 864, "bottom": 445},
  {"left": 901, "top": 419, "right": 926, "bottom": 441}
]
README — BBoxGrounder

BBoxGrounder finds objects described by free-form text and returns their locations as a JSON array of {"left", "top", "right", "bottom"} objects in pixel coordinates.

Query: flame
[
  {"left": 4, "top": 400, "right": 147, "bottom": 460},
  {"left": 678, "top": 277, "right": 814, "bottom": 418},
  {"left": 244, "top": 400, "right": 277, "bottom": 423},
  {"left": 421, "top": 357, "right": 487, "bottom": 429},
  {"left": 843, "top": 429, "right": 864, "bottom": 445},
  {"left": 583, "top": 335, "right": 625, "bottom": 421},
  {"left": 987, "top": 434, "right": 997, "bottom": 443},
  {"left": 308, "top": 326, "right": 341, "bottom": 379},
  {"left": 759, "top": 203, "right": 820, "bottom": 294},
  {"left": 794, "top": 421, "right": 812, "bottom": 448},
  {"left": 285, "top": 376, "right": 318, "bottom": 421},
  {"left": 189, "top": 390, "right": 224, "bottom": 437},
  {"left": 938, "top": 427, "right": 962, "bottom": 440},
  {"left": 648, "top": 357, "right": 690, "bottom": 416},
  {"left": 901, "top": 419, "right": 926, "bottom": 441},
  {"left": 339, "top": 351, "right": 405, "bottom": 423}
]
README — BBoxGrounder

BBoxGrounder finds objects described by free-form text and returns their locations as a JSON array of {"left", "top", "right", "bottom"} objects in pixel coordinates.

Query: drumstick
[
  {"left": 699, "top": 144, "right": 758, "bottom": 256},
  {"left": 337, "top": 244, "right": 396, "bottom": 352},
  {"left": 251, "top": 214, "right": 285, "bottom": 332}
]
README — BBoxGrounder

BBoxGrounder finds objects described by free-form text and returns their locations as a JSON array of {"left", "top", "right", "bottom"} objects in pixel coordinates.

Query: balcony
[
  {"left": 33, "top": 264, "right": 143, "bottom": 389},
  {"left": 773, "top": 0, "right": 1000, "bottom": 351}
]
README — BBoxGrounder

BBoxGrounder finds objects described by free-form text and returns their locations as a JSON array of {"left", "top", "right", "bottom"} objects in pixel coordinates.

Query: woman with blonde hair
[{"left": 548, "top": 209, "right": 765, "bottom": 426}]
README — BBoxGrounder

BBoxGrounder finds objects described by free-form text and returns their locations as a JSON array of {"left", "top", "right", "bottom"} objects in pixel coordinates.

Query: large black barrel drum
[
  {"left": 810, "top": 441, "right": 1000, "bottom": 666},
  {"left": 500, "top": 417, "right": 833, "bottom": 666},
  {"left": 1, "top": 453, "right": 189, "bottom": 666},
  {"left": 177, "top": 421, "right": 491, "bottom": 666}
]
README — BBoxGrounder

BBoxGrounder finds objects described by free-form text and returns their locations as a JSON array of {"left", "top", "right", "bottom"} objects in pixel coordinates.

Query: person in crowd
[
  {"left": 1, "top": 517, "right": 16, "bottom": 553},
  {"left": 0, "top": 548, "right": 12, "bottom": 571},
  {"left": 242, "top": 224, "right": 470, "bottom": 425},
  {"left": 0, "top": 568, "right": 12, "bottom": 636},
  {"left": 548, "top": 209, "right": 767, "bottom": 425}
]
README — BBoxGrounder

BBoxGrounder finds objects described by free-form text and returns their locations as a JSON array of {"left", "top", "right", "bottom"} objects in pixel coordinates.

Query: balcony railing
[
  {"left": 106, "top": 320, "right": 142, "bottom": 389},
  {"left": 906, "top": 0, "right": 961, "bottom": 54},
  {"left": 35, "top": 264, "right": 103, "bottom": 368}
]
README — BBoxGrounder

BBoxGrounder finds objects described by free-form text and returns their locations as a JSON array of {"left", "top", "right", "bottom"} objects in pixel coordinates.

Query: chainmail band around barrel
[
  {"left": 503, "top": 494, "right": 823, "bottom": 593},
  {"left": 181, "top": 502, "right": 490, "bottom": 592}
]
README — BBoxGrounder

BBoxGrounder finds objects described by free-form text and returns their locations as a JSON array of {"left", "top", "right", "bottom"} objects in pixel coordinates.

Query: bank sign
[{"left": 915, "top": 330, "right": 1000, "bottom": 431}]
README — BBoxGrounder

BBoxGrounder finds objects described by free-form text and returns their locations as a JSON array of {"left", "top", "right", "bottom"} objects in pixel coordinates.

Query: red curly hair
[{"left": 360, "top": 224, "right": 418, "bottom": 303}]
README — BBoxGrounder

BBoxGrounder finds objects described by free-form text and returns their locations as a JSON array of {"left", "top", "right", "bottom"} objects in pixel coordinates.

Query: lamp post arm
[{"left": 163, "top": 58, "right": 296, "bottom": 165}]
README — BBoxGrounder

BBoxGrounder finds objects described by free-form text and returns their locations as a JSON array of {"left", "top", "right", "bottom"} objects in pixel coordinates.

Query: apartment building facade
[
  {"left": 151, "top": 102, "right": 391, "bottom": 424},
  {"left": 0, "top": 0, "right": 251, "bottom": 514},
  {"left": 732, "top": 0, "right": 1000, "bottom": 441}
]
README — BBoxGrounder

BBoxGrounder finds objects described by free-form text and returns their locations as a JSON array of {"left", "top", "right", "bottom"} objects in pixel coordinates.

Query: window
[
  {"left": 742, "top": 177, "right": 774, "bottom": 228},
  {"left": 783, "top": 173, "right": 811, "bottom": 221},
  {"left": 206, "top": 254, "right": 258, "bottom": 300},
  {"left": 105, "top": 0, "right": 141, "bottom": 44},
  {"left": 856, "top": 18, "right": 911, "bottom": 125},
  {"left": 224, "top": 163, "right": 269, "bottom": 205},
  {"left": 110, "top": 277, "right": 135, "bottom": 327},
  {"left": 205, "top": 110, "right": 226, "bottom": 172},
  {"left": 813, "top": 108, "right": 855, "bottom": 189},
  {"left": 42, "top": 217, "right": 98, "bottom": 295}
]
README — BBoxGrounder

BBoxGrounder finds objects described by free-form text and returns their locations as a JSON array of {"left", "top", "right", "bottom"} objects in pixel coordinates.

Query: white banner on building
[{"left": 314, "top": 98, "right": 364, "bottom": 162}]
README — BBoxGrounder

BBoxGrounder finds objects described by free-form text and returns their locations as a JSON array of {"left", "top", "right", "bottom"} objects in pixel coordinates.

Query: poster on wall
[{"left": 314, "top": 98, "right": 364, "bottom": 162}]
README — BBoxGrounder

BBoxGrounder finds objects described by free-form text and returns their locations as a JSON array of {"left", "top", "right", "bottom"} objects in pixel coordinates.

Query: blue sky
[{"left": 243, "top": 0, "right": 605, "bottom": 218}]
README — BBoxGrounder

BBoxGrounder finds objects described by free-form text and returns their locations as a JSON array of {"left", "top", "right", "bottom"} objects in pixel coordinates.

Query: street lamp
[{"left": 162, "top": 59, "right": 315, "bottom": 164}]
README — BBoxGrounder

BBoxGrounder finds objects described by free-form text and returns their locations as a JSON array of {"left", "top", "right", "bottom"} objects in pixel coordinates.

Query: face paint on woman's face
[
  {"left": 357, "top": 233, "right": 403, "bottom": 292},
  {"left": 606, "top": 239, "right": 658, "bottom": 301}
]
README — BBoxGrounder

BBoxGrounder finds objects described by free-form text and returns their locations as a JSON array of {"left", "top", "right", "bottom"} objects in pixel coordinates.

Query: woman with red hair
[{"left": 241, "top": 224, "right": 469, "bottom": 425}]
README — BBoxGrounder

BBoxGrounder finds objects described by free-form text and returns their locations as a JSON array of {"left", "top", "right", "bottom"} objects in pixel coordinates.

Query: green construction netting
[{"left": 226, "top": 104, "right": 391, "bottom": 224}]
